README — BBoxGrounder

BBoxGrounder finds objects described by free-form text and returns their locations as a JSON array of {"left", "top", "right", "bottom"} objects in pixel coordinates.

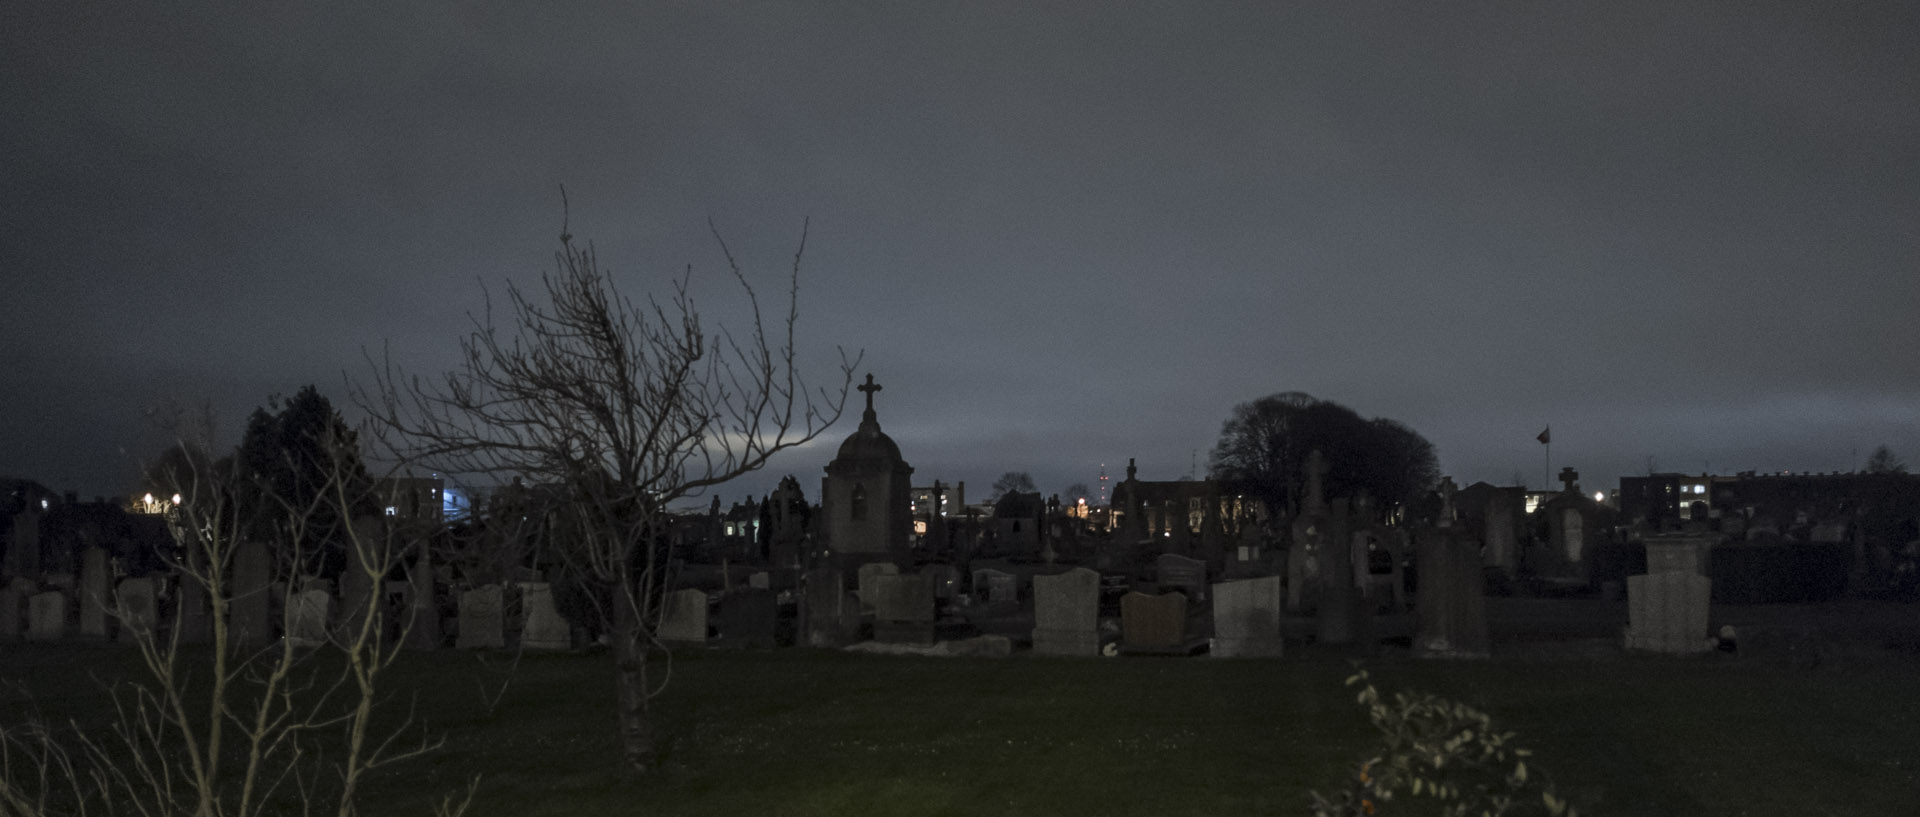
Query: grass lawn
[{"left": 4, "top": 643, "right": 1916, "bottom": 816}]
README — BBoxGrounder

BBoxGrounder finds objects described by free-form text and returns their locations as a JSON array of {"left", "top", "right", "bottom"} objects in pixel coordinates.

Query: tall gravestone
[
  {"left": 1625, "top": 536, "right": 1712, "bottom": 655},
  {"left": 856, "top": 562, "right": 899, "bottom": 611},
  {"left": 0, "top": 584, "right": 23, "bottom": 640},
  {"left": 1315, "top": 497, "right": 1360, "bottom": 645},
  {"left": 518, "top": 581, "right": 571, "bottom": 650},
  {"left": 456, "top": 584, "right": 506, "bottom": 649},
  {"left": 1031, "top": 568, "right": 1100, "bottom": 657},
  {"left": 871, "top": 573, "right": 935, "bottom": 644},
  {"left": 115, "top": 577, "right": 159, "bottom": 643},
  {"left": 337, "top": 517, "right": 381, "bottom": 642},
  {"left": 658, "top": 589, "right": 709, "bottom": 644},
  {"left": 1413, "top": 528, "right": 1490, "bottom": 659},
  {"left": 231, "top": 541, "right": 274, "bottom": 648},
  {"left": 403, "top": 546, "right": 441, "bottom": 650},
  {"left": 79, "top": 547, "right": 111, "bottom": 638},
  {"left": 1211, "top": 576, "right": 1284, "bottom": 658}
]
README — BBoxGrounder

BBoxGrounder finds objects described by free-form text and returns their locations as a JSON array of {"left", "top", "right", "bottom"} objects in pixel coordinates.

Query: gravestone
[
  {"left": 231, "top": 541, "right": 274, "bottom": 648},
  {"left": 925, "top": 564, "right": 962, "bottom": 602},
  {"left": 1210, "top": 576, "right": 1284, "bottom": 658},
  {"left": 748, "top": 571, "right": 771, "bottom": 590},
  {"left": 79, "top": 547, "right": 111, "bottom": 638},
  {"left": 26, "top": 591, "right": 67, "bottom": 641},
  {"left": 0, "top": 585, "right": 22, "bottom": 640},
  {"left": 1156, "top": 554, "right": 1208, "bottom": 601},
  {"left": 1624, "top": 572, "right": 1712, "bottom": 654},
  {"left": 871, "top": 573, "right": 935, "bottom": 644},
  {"left": 715, "top": 588, "right": 777, "bottom": 649},
  {"left": 1412, "top": 529, "right": 1489, "bottom": 659},
  {"left": 285, "top": 589, "right": 331, "bottom": 648},
  {"left": 176, "top": 578, "right": 212, "bottom": 645},
  {"left": 974, "top": 568, "right": 1019, "bottom": 607},
  {"left": 802, "top": 568, "right": 859, "bottom": 648},
  {"left": 658, "top": 588, "right": 710, "bottom": 644},
  {"left": 456, "top": 584, "right": 506, "bottom": 649},
  {"left": 1483, "top": 490, "right": 1519, "bottom": 574},
  {"left": 856, "top": 562, "right": 899, "bottom": 610},
  {"left": 1644, "top": 534, "right": 1711, "bottom": 576},
  {"left": 404, "top": 548, "right": 440, "bottom": 650},
  {"left": 518, "top": 582, "right": 571, "bottom": 650},
  {"left": 1120, "top": 591, "right": 1198, "bottom": 653},
  {"left": 114, "top": 577, "right": 159, "bottom": 643},
  {"left": 1031, "top": 568, "right": 1101, "bottom": 657}
]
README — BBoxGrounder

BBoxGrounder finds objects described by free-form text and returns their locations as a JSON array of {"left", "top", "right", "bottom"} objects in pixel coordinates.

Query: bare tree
[
  {"left": 356, "top": 216, "right": 855, "bottom": 773},
  {"left": 0, "top": 411, "right": 464, "bottom": 817}
]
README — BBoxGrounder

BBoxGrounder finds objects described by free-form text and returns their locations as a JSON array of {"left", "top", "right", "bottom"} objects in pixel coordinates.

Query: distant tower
[{"left": 1097, "top": 464, "right": 1110, "bottom": 505}]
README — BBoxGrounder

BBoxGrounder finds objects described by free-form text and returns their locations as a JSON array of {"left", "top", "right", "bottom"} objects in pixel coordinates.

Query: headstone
[
  {"left": 974, "top": 568, "right": 1018, "bottom": 607},
  {"left": 925, "top": 564, "right": 962, "bottom": 602},
  {"left": 1210, "top": 575, "right": 1283, "bottom": 658},
  {"left": 518, "top": 582, "right": 571, "bottom": 650},
  {"left": 1644, "top": 534, "right": 1710, "bottom": 576},
  {"left": 231, "top": 541, "right": 274, "bottom": 648},
  {"left": 26, "top": 591, "right": 67, "bottom": 641},
  {"left": 404, "top": 547, "right": 441, "bottom": 650},
  {"left": 285, "top": 589, "right": 331, "bottom": 648},
  {"left": 79, "top": 547, "right": 111, "bottom": 638},
  {"left": 1483, "top": 490, "right": 1519, "bottom": 573},
  {"left": 1412, "top": 529, "right": 1489, "bottom": 659},
  {"left": 1032, "top": 568, "right": 1100, "bottom": 657},
  {"left": 1624, "top": 572, "right": 1712, "bottom": 654},
  {"left": 1120, "top": 591, "right": 1195, "bottom": 653},
  {"left": 456, "top": 584, "right": 506, "bottom": 649},
  {"left": 0, "top": 586, "right": 23, "bottom": 640},
  {"left": 176, "top": 578, "right": 213, "bottom": 645},
  {"left": 802, "top": 568, "right": 859, "bottom": 648},
  {"left": 658, "top": 588, "right": 709, "bottom": 644},
  {"left": 856, "top": 562, "right": 899, "bottom": 610},
  {"left": 715, "top": 588, "right": 777, "bottom": 649},
  {"left": 114, "top": 577, "right": 159, "bottom": 643},
  {"left": 871, "top": 573, "right": 935, "bottom": 644},
  {"left": 1156, "top": 554, "right": 1208, "bottom": 601},
  {"left": 748, "top": 571, "right": 771, "bottom": 590}
]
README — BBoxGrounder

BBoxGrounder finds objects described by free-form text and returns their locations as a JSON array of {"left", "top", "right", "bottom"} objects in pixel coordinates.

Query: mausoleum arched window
[{"left": 851, "top": 484, "right": 868, "bottom": 521}]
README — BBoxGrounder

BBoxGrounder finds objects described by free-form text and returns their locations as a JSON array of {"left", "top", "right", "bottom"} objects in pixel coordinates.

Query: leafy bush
[{"left": 1308, "top": 670, "right": 1580, "bottom": 817}]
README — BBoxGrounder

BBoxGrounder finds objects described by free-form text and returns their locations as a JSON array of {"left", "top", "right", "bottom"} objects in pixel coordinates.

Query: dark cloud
[{"left": 5, "top": 2, "right": 1916, "bottom": 503}]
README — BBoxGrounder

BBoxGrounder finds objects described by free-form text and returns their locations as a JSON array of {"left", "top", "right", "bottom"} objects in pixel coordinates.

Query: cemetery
[{"left": 2, "top": 379, "right": 1917, "bottom": 816}]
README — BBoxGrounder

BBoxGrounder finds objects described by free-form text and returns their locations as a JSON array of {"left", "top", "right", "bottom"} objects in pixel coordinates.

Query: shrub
[{"left": 1308, "top": 670, "right": 1579, "bottom": 817}]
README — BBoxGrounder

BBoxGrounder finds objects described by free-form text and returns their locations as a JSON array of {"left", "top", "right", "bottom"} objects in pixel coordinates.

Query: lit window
[{"left": 384, "top": 506, "right": 397, "bottom": 516}]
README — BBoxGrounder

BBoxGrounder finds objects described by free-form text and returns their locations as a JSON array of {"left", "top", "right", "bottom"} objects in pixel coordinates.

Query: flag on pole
[{"left": 1536, "top": 426, "right": 1551, "bottom": 445}]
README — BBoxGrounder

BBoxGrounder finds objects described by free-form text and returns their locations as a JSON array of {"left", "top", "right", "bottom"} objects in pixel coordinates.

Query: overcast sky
[{"left": 5, "top": 2, "right": 1916, "bottom": 507}]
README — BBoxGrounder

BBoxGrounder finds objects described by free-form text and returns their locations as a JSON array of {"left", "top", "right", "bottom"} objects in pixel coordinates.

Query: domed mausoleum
[{"left": 821, "top": 374, "right": 913, "bottom": 565}]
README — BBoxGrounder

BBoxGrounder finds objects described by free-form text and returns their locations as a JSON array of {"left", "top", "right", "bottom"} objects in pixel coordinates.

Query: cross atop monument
[
  {"left": 858, "top": 373, "right": 882, "bottom": 415},
  {"left": 1558, "top": 466, "right": 1579, "bottom": 494}
]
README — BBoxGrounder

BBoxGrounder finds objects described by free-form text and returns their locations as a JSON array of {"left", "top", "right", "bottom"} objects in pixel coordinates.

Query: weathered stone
[
  {"left": 79, "top": 547, "right": 111, "bottom": 638},
  {"left": 1156, "top": 553, "right": 1207, "bottom": 601},
  {"left": 658, "top": 588, "right": 709, "bottom": 644},
  {"left": 114, "top": 577, "right": 158, "bottom": 643},
  {"left": 26, "top": 591, "right": 67, "bottom": 641},
  {"left": 871, "top": 573, "right": 935, "bottom": 644},
  {"left": 456, "top": 584, "right": 506, "bottom": 649},
  {"left": 1624, "top": 572, "right": 1712, "bottom": 654},
  {"left": 1120, "top": 591, "right": 1191, "bottom": 652},
  {"left": 518, "top": 581, "right": 571, "bottom": 650},
  {"left": 1031, "top": 567, "right": 1100, "bottom": 657},
  {"left": 715, "top": 588, "right": 777, "bottom": 649},
  {"left": 856, "top": 562, "right": 899, "bottom": 610},
  {"left": 802, "top": 568, "right": 859, "bottom": 648},
  {"left": 1413, "top": 529, "right": 1489, "bottom": 659},
  {"left": 285, "top": 589, "right": 331, "bottom": 648},
  {"left": 1210, "top": 576, "right": 1283, "bottom": 658}
]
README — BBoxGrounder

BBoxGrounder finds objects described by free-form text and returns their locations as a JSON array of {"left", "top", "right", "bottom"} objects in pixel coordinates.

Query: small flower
[{"left": 1361, "top": 798, "right": 1376, "bottom": 814}]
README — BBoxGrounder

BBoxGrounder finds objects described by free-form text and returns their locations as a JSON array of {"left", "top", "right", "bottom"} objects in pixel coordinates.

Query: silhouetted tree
[
  {"left": 1062, "top": 482, "right": 1092, "bottom": 503},
  {"left": 233, "top": 385, "right": 377, "bottom": 575},
  {"left": 1866, "top": 445, "right": 1908, "bottom": 474},
  {"left": 359, "top": 215, "right": 854, "bottom": 774},
  {"left": 991, "top": 471, "right": 1037, "bottom": 500},
  {"left": 1208, "top": 392, "right": 1438, "bottom": 520}
]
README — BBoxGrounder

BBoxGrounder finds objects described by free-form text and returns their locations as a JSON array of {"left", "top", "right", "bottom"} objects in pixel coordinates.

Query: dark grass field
[{"left": 6, "top": 629, "right": 1916, "bottom": 817}]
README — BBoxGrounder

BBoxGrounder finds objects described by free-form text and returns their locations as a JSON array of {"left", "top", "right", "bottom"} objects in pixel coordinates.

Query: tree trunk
[{"left": 613, "top": 582, "right": 657, "bottom": 773}]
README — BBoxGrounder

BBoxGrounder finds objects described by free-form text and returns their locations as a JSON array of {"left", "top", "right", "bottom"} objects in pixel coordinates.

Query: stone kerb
[
  {"left": 1210, "top": 576, "right": 1283, "bottom": 658},
  {"left": 1031, "top": 567, "right": 1100, "bottom": 657}
]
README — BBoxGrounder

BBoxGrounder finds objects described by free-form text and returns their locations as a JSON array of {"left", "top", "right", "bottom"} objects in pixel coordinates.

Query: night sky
[{"left": 5, "top": 3, "right": 1916, "bottom": 507}]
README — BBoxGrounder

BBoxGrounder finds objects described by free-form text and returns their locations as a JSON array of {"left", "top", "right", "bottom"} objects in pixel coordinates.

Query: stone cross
[
  {"left": 1559, "top": 467, "right": 1580, "bottom": 494},
  {"left": 858, "top": 373, "right": 882, "bottom": 413}
]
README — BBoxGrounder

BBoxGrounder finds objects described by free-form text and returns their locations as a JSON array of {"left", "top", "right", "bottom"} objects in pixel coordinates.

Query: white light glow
[
  {"left": 1594, "top": 492, "right": 1605, "bottom": 502},
  {"left": 171, "top": 494, "right": 181, "bottom": 505}
]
